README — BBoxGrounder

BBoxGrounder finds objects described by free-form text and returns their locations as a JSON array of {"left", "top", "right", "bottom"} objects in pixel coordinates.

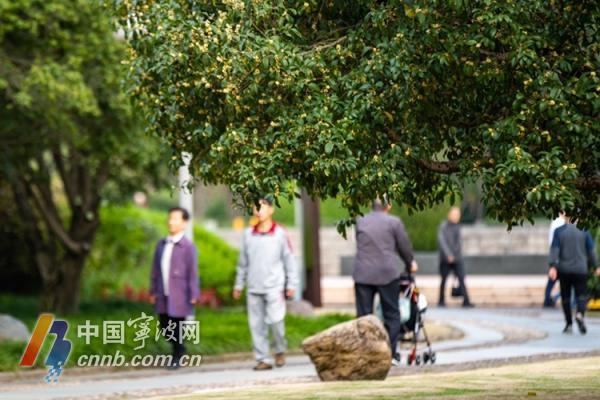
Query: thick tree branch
[
  {"left": 52, "top": 147, "right": 77, "bottom": 211},
  {"left": 416, "top": 159, "right": 461, "bottom": 174},
  {"left": 26, "top": 161, "right": 85, "bottom": 255},
  {"left": 11, "top": 176, "right": 45, "bottom": 253},
  {"left": 95, "top": 159, "right": 110, "bottom": 190},
  {"left": 576, "top": 174, "right": 600, "bottom": 191},
  {"left": 79, "top": 163, "right": 92, "bottom": 213},
  {"left": 65, "top": 159, "right": 109, "bottom": 242},
  {"left": 29, "top": 186, "right": 84, "bottom": 254},
  {"left": 416, "top": 158, "right": 600, "bottom": 192},
  {"left": 10, "top": 177, "right": 59, "bottom": 285},
  {"left": 478, "top": 49, "right": 508, "bottom": 61},
  {"left": 299, "top": 36, "right": 347, "bottom": 55}
]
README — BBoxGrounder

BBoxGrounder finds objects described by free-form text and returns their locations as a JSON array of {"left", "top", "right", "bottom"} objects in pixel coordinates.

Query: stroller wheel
[
  {"left": 415, "top": 354, "right": 421, "bottom": 366},
  {"left": 430, "top": 352, "right": 436, "bottom": 364},
  {"left": 423, "top": 352, "right": 430, "bottom": 364}
]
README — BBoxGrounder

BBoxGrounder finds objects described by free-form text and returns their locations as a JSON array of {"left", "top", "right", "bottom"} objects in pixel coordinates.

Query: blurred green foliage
[{"left": 83, "top": 205, "right": 239, "bottom": 304}]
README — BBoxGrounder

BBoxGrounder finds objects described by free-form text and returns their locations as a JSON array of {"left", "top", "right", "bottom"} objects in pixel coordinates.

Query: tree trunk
[
  {"left": 38, "top": 252, "right": 86, "bottom": 315},
  {"left": 301, "top": 189, "right": 322, "bottom": 307},
  {"left": 9, "top": 145, "right": 104, "bottom": 315}
]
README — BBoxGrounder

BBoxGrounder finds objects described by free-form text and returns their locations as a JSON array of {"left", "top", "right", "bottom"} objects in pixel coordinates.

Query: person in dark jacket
[
  {"left": 437, "top": 207, "right": 473, "bottom": 308},
  {"left": 548, "top": 215, "right": 599, "bottom": 335},
  {"left": 353, "top": 197, "right": 418, "bottom": 366}
]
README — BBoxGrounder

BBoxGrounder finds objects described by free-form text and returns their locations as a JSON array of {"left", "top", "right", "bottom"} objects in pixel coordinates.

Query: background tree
[
  {"left": 115, "top": 0, "right": 599, "bottom": 233},
  {"left": 0, "top": 0, "right": 167, "bottom": 313}
]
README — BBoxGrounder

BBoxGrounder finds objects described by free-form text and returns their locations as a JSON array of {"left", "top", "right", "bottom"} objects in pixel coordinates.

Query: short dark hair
[
  {"left": 258, "top": 194, "right": 274, "bottom": 206},
  {"left": 168, "top": 206, "right": 190, "bottom": 221}
]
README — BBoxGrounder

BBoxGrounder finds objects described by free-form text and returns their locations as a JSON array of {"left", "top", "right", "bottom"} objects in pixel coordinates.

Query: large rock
[
  {"left": 302, "top": 315, "right": 391, "bottom": 381},
  {"left": 0, "top": 314, "right": 30, "bottom": 342},
  {"left": 286, "top": 299, "right": 315, "bottom": 317}
]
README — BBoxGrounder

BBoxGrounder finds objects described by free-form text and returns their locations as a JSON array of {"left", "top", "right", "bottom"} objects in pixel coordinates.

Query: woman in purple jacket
[{"left": 150, "top": 207, "right": 200, "bottom": 369}]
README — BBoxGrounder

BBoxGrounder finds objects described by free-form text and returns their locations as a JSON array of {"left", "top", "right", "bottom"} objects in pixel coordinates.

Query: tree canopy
[{"left": 115, "top": 0, "right": 599, "bottom": 232}]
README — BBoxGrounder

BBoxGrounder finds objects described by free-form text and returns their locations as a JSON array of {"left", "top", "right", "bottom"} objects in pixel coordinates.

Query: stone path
[{"left": 1, "top": 307, "right": 598, "bottom": 400}]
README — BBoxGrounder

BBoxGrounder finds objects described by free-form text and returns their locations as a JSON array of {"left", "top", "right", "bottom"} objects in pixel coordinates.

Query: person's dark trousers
[
  {"left": 544, "top": 277, "right": 557, "bottom": 306},
  {"left": 439, "top": 260, "right": 471, "bottom": 306},
  {"left": 557, "top": 272, "right": 589, "bottom": 325},
  {"left": 159, "top": 313, "right": 186, "bottom": 363},
  {"left": 355, "top": 277, "right": 401, "bottom": 356}
]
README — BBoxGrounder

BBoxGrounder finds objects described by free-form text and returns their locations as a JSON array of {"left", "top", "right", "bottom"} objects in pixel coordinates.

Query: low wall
[{"left": 340, "top": 253, "right": 549, "bottom": 276}]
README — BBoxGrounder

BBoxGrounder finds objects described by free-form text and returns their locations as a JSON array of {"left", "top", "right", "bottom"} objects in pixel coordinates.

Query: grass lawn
[
  {"left": 0, "top": 295, "right": 351, "bottom": 372},
  {"left": 172, "top": 356, "right": 600, "bottom": 399}
]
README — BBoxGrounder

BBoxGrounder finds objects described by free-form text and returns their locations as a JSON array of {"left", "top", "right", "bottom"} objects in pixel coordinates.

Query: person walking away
[
  {"left": 437, "top": 207, "right": 473, "bottom": 308},
  {"left": 233, "top": 195, "right": 298, "bottom": 371},
  {"left": 548, "top": 214, "right": 599, "bottom": 334},
  {"left": 149, "top": 207, "right": 200, "bottom": 370},
  {"left": 353, "top": 197, "right": 418, "bottom": 367},
  {"left": 544, "top": 212, "right": 566, "bottom": 307}
]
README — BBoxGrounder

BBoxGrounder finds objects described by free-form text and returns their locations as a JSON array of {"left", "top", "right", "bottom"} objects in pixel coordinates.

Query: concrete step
[{"left": 322, "top": 275, "right": 550, "bottom": 307}]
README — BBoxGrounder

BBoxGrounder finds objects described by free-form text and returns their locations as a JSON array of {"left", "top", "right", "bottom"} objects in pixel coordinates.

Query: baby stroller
[{"left": 398, "top": 273, "right": 436, "bottom": 366}]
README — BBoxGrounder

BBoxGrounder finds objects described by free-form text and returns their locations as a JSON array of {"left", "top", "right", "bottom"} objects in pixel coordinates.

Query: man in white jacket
[
  {"left": 233, "top": 195, "right": 298, "bottom": 370},
  {"left": 544, "top": 212, "right": 565, "bottom": 307}
]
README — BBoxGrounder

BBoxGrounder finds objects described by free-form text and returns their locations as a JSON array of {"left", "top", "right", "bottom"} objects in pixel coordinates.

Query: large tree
[
  {"left": 115, "top": 0, "right": 599, "bottom": 232},
  {"left": 0, "top": 0, "right": 166, "bottom": 313}
]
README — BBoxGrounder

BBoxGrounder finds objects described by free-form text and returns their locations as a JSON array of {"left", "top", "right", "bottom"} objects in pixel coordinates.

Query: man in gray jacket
[
  {"left": 353, "top": 197, "right": 418, "bottom": 365},
  {"left": 548, "top": 215, "right": 599, "bottom": 335},
  {"left": 437, "top": 207, "right": 473, "bottom": 307},
  {"left": 233, "top": 196, "right": 298, "bottom": 370}
]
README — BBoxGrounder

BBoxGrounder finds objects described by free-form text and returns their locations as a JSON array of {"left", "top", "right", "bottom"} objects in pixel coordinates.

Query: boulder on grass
[
  {"left": 286, "top": 299, "right": 315, "bottom": 317},
  {"left": 0, "top": 314, "right": 30, "bottom": 342},
  {"left": 302, "top": 315, "right": 391, "bottom": 381}
]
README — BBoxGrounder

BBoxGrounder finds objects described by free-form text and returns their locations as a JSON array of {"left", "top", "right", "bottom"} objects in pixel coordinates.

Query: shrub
[
  {"left": 272, "top": 197, "right": 450, "bottom": 251},
  {"left": 83, "top": 204, "right": 239, "bottom": 305}
]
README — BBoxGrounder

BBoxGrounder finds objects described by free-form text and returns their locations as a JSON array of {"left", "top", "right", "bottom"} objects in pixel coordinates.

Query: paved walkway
[{"left": 2, "top": 307, "right": 599, "bottom": 399}]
